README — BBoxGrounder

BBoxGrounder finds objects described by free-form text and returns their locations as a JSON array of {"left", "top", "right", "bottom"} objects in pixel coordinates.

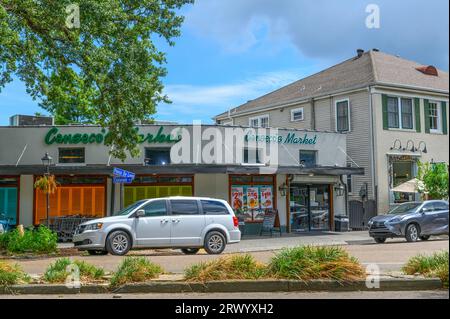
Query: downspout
[
  {"left": 368, "top": 86, "right": 377, "bottom": 208},
  {"left": 340, "top": 175, "right": 349, "bottom": 217},
  {"left": 310, "top": 98, "right": 316, "bottom": 130}
]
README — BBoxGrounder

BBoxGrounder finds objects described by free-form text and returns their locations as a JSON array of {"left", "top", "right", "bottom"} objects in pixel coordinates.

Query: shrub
[
  {"left": 184, "top": 254, "right": 268, "bottom": 282},
  {"left": 403, "top": 251, "right": 449, "bottom": 288},
  {"left": 44, "top": 258, "right": 105, "bottom": 283},
  {"left": 0, "top": 261, "right": 30, "bottom": 286},
  {"left": 110, "top": 257, "right": 163, "bottom": 288},
  {"left": 268, "top": 246, "right": 365, "bottom": 282},
  {"left": 0, "top": 226, "right": 57, "bottom": 254}
]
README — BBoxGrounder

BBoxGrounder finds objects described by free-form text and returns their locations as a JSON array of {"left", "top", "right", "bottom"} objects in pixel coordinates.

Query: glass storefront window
[
  {"left": 145, "top": 148, "right": 171, "bottom": 165},
  {"left": 290, "top": 184, "right": 330, "bottom": 232},
  {"left": 392, "top": 161, "right": 414, "bottom": 203},
  {"left": 0, "top": 177, "right": 19, "bottom": 186},
  {"left": 230, "top": 176, "right": 252, "bottom": 184},
  {"left": 231, "top": 184, "right": 274, "bottom": 222}
]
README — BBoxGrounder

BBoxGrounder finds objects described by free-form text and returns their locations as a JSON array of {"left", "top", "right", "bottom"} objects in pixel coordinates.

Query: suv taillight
[{"left": 233, "top": 216, "right": 239, "bottom": 228}]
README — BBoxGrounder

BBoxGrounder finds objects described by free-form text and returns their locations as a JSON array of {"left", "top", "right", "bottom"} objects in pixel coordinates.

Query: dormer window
[{"left": 416, "top": 65, "right": 438, "bottom": 76}]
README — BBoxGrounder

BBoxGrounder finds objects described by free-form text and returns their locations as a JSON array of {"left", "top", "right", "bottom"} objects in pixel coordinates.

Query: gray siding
[
  {"left": 227, "top": 89, "right": 375, "bottom": 202},
  {"left": 233, "top": 102, "right": 312, "bottom": 130}
]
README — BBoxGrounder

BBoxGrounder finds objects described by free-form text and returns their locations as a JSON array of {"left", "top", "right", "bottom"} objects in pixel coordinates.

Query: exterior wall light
[
  {"left": 334, "top": 183, "right": 345, "bottom": 197},
  {"left": 390, "top": 139, "right": 402, "bottom": 151},
  {"left": 278, "top": 182, "right": 288, "bottom": 196},
  {"left": 418, "top": 141, "right": 428, "bottom": 154},
  {"left": 405, "top": 140, "right": 416, "bottom": 152}
]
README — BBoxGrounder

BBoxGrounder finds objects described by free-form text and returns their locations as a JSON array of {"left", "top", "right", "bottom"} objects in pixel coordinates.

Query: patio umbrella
[{"left": 392, "top": 178, "right": 419, "bottom": 193}]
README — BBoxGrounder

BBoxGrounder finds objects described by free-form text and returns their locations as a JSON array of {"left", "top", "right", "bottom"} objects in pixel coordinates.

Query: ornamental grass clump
[
  {"left": 0, "top": 261, "right": 30, "bottom": 286},
  {"left": 268, "top": 246, "right": 365, "bottom": 283},
  {"left": 184, "top": 254, "right": 268, "bottom": 282},
  {"left": 44, "top": 258, "right": 105, "bottom": 284},
  {"left": 402, "top": 251, "right": 449, "bottom": 288},
  {"left": 110, "top": 257, "right": 163, "bottom": 288}
]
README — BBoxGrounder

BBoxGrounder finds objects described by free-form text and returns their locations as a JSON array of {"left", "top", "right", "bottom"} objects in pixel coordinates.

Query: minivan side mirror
[{"left": 135, "top": 209, "right": 145, "bottom": 218}]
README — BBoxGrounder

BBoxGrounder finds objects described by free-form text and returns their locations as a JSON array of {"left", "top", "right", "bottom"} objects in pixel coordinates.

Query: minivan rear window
[
  {"left": 201, "top": 200, "right": 229, "bottom": 215},
  {"left": 170, "top": 200, "right": 200, "bottom": 215}
]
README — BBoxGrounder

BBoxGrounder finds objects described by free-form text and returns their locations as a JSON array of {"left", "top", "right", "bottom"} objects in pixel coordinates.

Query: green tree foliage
[
  {"left": 0, "top": 0, "right": 193, "bottom": 160},
  {"left": 417, "top": 161, "right": 449, "bottom": 200}
]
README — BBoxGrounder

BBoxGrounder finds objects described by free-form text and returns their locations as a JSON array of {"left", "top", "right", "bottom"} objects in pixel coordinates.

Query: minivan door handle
[
  {"left": 161, "top": 219, "right": 169, "bottom": 224},
  {"left": 172, "top": 219, "right": 180, "bottom": 223}
]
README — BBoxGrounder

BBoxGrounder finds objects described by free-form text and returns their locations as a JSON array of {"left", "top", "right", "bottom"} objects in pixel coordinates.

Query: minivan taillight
[{"left": 233, "top": 216, "right": 239, "bottom": 228}]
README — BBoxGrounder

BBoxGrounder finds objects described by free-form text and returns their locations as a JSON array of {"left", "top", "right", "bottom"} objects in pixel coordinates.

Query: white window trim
[
  {"left": 248, "top": 114, "right": 270, "bottom": 128},
  {"left": 386, "top": 96, "right": 416, "bottom": 131},
  {"left": 222, "top": 120, "right": 233, "bottom": 126},
  {"left": 290, "top": 107, "right": 305, "bottom": 122},
  {"left": 335, "top": 98, "right": 351, "bottom": 132},
  {"left": 428, "top": 100, "right": 443, "bottom": 134}
]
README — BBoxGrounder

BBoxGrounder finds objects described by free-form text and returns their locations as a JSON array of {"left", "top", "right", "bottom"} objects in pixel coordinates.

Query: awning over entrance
[
  {"left": 391, "top": 178, "right": 419, "bottom": 193},
  {"left": 0, "top": 164, "right": 364, "bottom": 176}
]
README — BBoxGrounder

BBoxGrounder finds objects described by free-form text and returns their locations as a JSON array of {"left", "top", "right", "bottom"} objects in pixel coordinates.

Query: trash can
[{"left": 334, "top": 216, "right": 350, "bottom": 232}]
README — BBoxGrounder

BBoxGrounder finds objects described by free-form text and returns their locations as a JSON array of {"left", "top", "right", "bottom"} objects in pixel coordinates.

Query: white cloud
[
  {"left": 185, "top": 0, "right": 449, "bottom": 70},
  {"left": 157, "top": 70, "right": 306, "bottom": 122}
]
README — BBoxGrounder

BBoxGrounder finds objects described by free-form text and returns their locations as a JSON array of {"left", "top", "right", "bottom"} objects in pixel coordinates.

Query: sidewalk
[
  {"left": 57, "top": 231, "right": 373, "bottom": 252},
  {"left": 226, "top": 231, "right": 372, "bottom": 253}
]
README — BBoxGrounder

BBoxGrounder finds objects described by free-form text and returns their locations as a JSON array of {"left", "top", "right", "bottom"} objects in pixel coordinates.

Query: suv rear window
[
  {"left": 170, "top": 200, "right": 200, "bottom": 215},
  {"left": 201, "top": 200, "right": 229, "bottom": 215}
]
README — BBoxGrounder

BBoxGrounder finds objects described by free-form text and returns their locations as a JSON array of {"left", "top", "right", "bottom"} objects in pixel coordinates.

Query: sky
[{"left": 0, "top": 0, "right": 448, "bottom": 125}]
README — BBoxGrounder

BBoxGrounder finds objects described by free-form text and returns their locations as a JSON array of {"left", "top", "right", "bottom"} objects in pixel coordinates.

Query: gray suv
[
  {"left": 73, "top": 197, "right": 241, "bottom": 256},
  {"left": 368, "top": 200, "right": 449, "bottom": 243}
]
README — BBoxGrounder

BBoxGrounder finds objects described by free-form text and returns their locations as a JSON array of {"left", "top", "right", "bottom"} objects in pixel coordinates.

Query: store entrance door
[{"left": 290, "top": 184, "right": 330, "bottom": 232}]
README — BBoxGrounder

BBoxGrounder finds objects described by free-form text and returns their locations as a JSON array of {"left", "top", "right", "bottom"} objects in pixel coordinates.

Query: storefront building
[
  {"left": 214, "top": 49, "right": 449, "bottom": 217},
  {"left": 0, "top": 124, "right": 362, "bottom": 233}
]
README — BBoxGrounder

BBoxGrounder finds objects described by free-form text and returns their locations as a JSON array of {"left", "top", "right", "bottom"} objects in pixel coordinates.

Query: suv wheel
[
  {"left": 374, "top": 237, "right": 386, "bottom": 244},
  {"left": 405, "top": 224, "right": 420, "bottom": 242},
  {"left": 181, "top": 248, "right": 200, "bottom": 255},
  {"left": 106, "top": 230, "right": 131, "bottom": 256},
  {"left": 87, "top": 250, "right": 108, "bottom": 256},
  {"left": 420, "top": 235, "right": 430, "bottom": 241},
  {"left": 204, "top": 231, "right": 226, "bottom": 254}
]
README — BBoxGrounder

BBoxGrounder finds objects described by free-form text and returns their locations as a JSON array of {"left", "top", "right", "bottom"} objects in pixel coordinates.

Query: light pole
[{"left": 41, "top": 152, "right": 53, "bottom": 227}]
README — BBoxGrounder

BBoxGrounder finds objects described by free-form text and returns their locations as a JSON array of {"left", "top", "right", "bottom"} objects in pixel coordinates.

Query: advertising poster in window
[
  {"left": 246, "top": 187, "right": 259, "bottom": 210},
  {"left": 231, "top": 187, "right": 244, "bottom": 211},
  {"left": 260, "top": 187, "right": 273, "bottom": 209}
]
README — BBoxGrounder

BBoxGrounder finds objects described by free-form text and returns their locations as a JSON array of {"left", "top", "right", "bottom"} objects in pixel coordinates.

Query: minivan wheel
[
  {"left": 87, "top": 250, "right": 108, "bottom": 256},
  {"left": 204, "top": 231, "right": 226, "bottom": 254},
  {"left": 374, "top": 237, "right": 386, "bottom": 244},
  {"left": 420, "top": 235, "right": 430, "bottom": 241},
  {"left": 181, "top": 248, "right": 200, "bottom": 255},
  {"left": 106, "top": 230, "right": 131, "bottom": 256},
  {"left": 405, "top": 224, "right": 419, "bottom": 242}
]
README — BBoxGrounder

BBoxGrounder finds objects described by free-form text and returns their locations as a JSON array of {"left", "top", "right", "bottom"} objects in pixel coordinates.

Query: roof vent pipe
[{"left": 356, "top": 49, "right": 364, "bottom": 58}]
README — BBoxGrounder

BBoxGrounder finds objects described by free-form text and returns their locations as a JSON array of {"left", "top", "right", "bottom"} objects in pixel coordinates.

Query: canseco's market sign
[
  {"left": 44, "top": 126, "right": 181, "bottom": 145},
  {"left": 245, "top": 132, "right": 318, "bottom": 145}
]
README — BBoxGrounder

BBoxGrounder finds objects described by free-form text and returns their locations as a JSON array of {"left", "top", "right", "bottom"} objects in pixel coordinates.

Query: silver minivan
[{"left": 72, "top": 197, "right": 241, "bottom": 256}]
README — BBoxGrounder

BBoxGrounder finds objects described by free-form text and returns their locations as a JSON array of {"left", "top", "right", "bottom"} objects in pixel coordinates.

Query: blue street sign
[
  {"left": 113, "top": 177, "right": 134, "bottom": 184},
  {"left": 113, "top": 167, "right": 135, "bottom": 180}
]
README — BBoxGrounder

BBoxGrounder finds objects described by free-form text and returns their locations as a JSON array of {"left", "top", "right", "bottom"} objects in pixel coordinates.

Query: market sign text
[
  {"left": 245, "top": 132, "right": 317, "bottom": 145},
  {"left": 44, "top": 126, "right": 181, "bottom": 146}
]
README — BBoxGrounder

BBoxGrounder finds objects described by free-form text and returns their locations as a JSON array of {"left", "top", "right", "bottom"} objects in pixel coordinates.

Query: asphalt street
[{"left": 5, "top": 235, "right": 449, "bottom": 275}]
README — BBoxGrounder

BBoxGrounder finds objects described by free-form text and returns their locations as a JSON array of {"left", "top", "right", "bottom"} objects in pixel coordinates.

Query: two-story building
[{"left": 214, "top": 49, "right": 449, "bottom": 219}]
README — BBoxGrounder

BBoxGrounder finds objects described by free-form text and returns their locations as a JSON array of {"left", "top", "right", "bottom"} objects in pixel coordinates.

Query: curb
[{"left": 0, "top": 277, "right": 443, "bottom": 295}]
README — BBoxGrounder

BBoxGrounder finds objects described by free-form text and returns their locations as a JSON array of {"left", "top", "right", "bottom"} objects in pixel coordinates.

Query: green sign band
[{"left": 44, "top": 126, "right": 181, "bottom": 146}]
